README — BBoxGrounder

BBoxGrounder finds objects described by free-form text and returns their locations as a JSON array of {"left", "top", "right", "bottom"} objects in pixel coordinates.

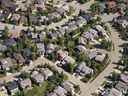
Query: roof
[
  {"left": 31, "top": 73, "right": 44, "bottom": 84},
  {"left": 76, "top": 62, "right": 93, "bottom": 76},
  {"left": 54, "top": 86, "right": 67, "bottom": 96},
  {"left": 108, "top": 88, "right": 122, "bottom": 96},
  {"left": 0, "top": 58, "right": 13, "bottom": 70},
  {"left": 115, "top": 81, "right": 128, "bottom": 93},
  {"left": 120, "top": 73, "right": 128, "bottom": 83},
  {"left": 6, "top": 81, "right": 18, "bottom": 91},
  {"left": 95, "top": 54, "right": 106, "bottom": 63},
  {"left": 19, "top": 78, "right": 31, "bottom": 89},
  {"left": 47, "top": 92, "right": 57, "bottom": 96}
]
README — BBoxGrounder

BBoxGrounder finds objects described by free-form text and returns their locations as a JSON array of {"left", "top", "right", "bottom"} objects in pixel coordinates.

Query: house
[
  {"left": 0, "top": 84, "right": 8, "bottom": 96},
  {"left": 120, "top": 73, "right": 128, "bottom": 84},
  {"left": 78, "top": 37, "right": 87, "bottom": 45},
  {"left": 62, "top": 56, "right": 75, "bottom": 65},
  {"left": 62, "top": 81, "right": 75, "bottom": 95},
  {"left": 76, "top": 62, "right": 93, "bottom": 76},
  {"left": 4, "top": 38, "right": 16, "bottom": 47},
  {"left": 36, "top": 43, "right": 45, "bottom": 56},
  {"left": 0, "top": 44, "right": 7, "bottom": 52},
  {"left": 46, "top": 43, "right": 57, "bottom": 54},
  {"left": 95, "top": 53, "right": 106, "bottom": 63},
  {"left": 54, "top": 86, "right": 67, "bottom": 96},
  {"left": 75, "top": 16, "right": 87, "bottom": 27},
  {"left": 108, "top": 88, "right": 122, "bottom": 96},
  {"left": 88, "top": 49, "right": 98, "bottom": 59},
  {"left": 106, "top": 1, "right": 117, "bottom": 13},
  {"left": 40, "top": 68, "right": 53, "bottom": 80},
  {"left": 31, "top": 71, "right": 44, "bottom": 85},
  {"left": 8, "top": 28, "right": 21, "bottom": 38},
  {"left": 56, "top": 8, "right": 66, "bottom": 16},
  {"left": 19, "top": 78, "right": 32, "bottom": 89},
  {"left": 6, "top": 81, "right": 19, "bottom": 95},
  {"left": 75, "top": 45, "right": 87, "bottom": 54},
  {"left": 47, "top": 92, "right": 57, "bottom": 96},
  {"left": 34, "top": 0, "right": 46, "bottom": 10},
  {"left": 13, "top": 53, "right": 25, "bottom": 64},
  {"left": 48, "top": 12, "right": 62, "bottom": 22},
  {"left": 11, "top": 13, "right": 20, "bottom": 24},
  {"left": 0, "top": 58, "right": 13, "bottom": 71},
  {"left": 115, "top": 81, "right": 128, "bottom": 94},
  {"left": 57, "top": 50, "right": 68, "bottom": 60}
]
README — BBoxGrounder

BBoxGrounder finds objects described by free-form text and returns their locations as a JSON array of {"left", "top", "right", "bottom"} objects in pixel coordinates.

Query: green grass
[{"left": 24, "top": 81, "right": 49, "bottom": 96}]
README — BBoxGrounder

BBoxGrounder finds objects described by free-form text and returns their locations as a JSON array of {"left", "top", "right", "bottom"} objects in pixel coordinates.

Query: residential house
[
  {"left": 78, "top": 37, "right": 87, "bottom": 45},
  {"left": 4, "top": 38, "right": 16, "bottom": 47},
  {"left": 108, "top": 88, "right": 122, "bottom": 96},
  {"left": 8, "top": 28, "right": 21, "bottom": 39},
  {"left": 0, "top": 44, "right": 7, "bottom": 52},
  {"left": 40, "top": 68, "right": 53, "bottom": 80},
  {"left": 47, "top": 92, "right": 57, "bottom": 96},
  {"left": 36, "top": 43, "right": 45, "bottom": 56},
  {"left": 19, "top": 78, "right": 32, "bottom": 89},
  {"left": 88, "top": 49, "right": 98, "bottom": 59},
  {"left": 120, "top": 73, "right": 128, "bottom": 84},
  {"left": 75, "top": 45, "right": 87, "bottom": 54},
  {"left": 62, "top": 56, "right": 75, "bottom": 65},
  {"left": 34, "top": 0, "right": 46, "bottom": 10},
  {"left": 6, "top": 81, "right": 19, "bottom": 95},
  {"left": 0, "top": 84, "right": 8, "bottom": 96},
  {"left": 57, "top": 50, "right": 68, "bottom": 61},
  {"left": 11, "top": 13, "right": 21, "bottom": 24},
  {"left": 46, "top": 43, "right": 57, "bottom": 54},
  {"left": 115, "top": 81, "right": 128, "bottom": 94},
  {"left": 31, "top": 71, "right": 44, "bottom": 85},
  {"left": 76, "top": 62, "right": 93, "bottom": 76},
  {"left": 95, "top": 53, "right": 106, "bottom": 63},
  {"left": 13, "top": 53, "right": 25, "bottom": 64},
  {"left": 62, "top": 81, "right": 75, "bottom": 95},
  {"left": 54, "top": 86, "right": 67, "bottom": 96},
  {"left": 75, "top": 16, "right": 87, "bottom": 27},
  {"left": 0, "top": 58, "right": 13, "bottom": 71},
  {"left": 106, "top": 1, "right": 117, "bottom": 13}
]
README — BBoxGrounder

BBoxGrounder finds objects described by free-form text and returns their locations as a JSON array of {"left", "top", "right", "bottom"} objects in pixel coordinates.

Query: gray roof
[
  {"left": 76, "top": 62, "right": 93, "bottom": 76},
  {"left": 115, "top": 81, "right": 128, "bottom": 93},
  {"left": 108, "top": 88, "right": 122, "bottom": 96},
  {"left": 54, "top": 86, "right": 67, "bottom": 96},
  {"left": 6, "top": 81, "right": 18, "bottom": 91}
]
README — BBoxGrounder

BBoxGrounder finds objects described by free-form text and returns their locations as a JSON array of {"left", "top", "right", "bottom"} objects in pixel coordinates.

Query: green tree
[{"left": 90, "top": 2, "right": 101, "bottom": 14}]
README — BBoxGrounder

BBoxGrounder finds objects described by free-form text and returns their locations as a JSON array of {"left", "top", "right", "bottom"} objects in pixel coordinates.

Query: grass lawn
[{"left": 24, "top": 81, "right": 49, "bottom": 96}]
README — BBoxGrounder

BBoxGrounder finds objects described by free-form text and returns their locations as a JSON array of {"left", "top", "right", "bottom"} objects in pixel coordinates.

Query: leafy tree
[{"left": 90, "top": 2, "right": 101, "bottom": 14}]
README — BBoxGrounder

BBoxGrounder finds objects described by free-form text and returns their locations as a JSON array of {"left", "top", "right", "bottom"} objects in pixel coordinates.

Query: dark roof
[{"left": 6, "top": 81, "right": 18, "bottom": 91}]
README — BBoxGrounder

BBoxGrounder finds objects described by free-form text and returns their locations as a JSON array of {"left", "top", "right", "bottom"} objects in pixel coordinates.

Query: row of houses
[
  {"left": 0, "top": 67, "right": 54, "bottom": 96},
  {"left": 101, "top": 72, "right": 128, "bottom": 96},
  {"left": 0, "top": 0, "right": 73, "bottom": 26},
  {"left": 47, "top": 81, "right": 79, "bottom": 96}
]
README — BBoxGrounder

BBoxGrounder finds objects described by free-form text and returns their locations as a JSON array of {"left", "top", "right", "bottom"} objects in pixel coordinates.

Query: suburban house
[
  {"left": 5, "top": 81, "right": 19, "bottom": 95},
  {"left": 76, "top": 62, "right": 93, "bottom": 76},
  {"left": 40, "top": 68, "right": 53, "bottom": 80},
  {"left": 54, "top": 86, "right": 67, "bottom": 96},
  {"left": 107, "top": 88, "right": 122, "bottom": 96},
  {"left": 31, "top": 71, "right": 44, "bottom": 86},
  {"left": 0, "top": 57, "right": 13, "bottom": 71},
  {"left": 0, "top": 84, "right": 8, "bottom": 96},
  {"left": 115, "top": 81, "right": 128, "bottom": 94},
  {"left": 19, "top": 78, "right": 32, "bottom": 89}
]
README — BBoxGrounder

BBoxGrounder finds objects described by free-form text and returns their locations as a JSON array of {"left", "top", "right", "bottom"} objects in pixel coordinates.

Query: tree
[
  {"left": 78, "top": 0, "right": 88, "bottom": 4},
  {"left": 90, "top": 2, "right": 101, "bottom": 14},
  {"left": 3, "top": 26, "right": 9, "bottom": 38}
]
